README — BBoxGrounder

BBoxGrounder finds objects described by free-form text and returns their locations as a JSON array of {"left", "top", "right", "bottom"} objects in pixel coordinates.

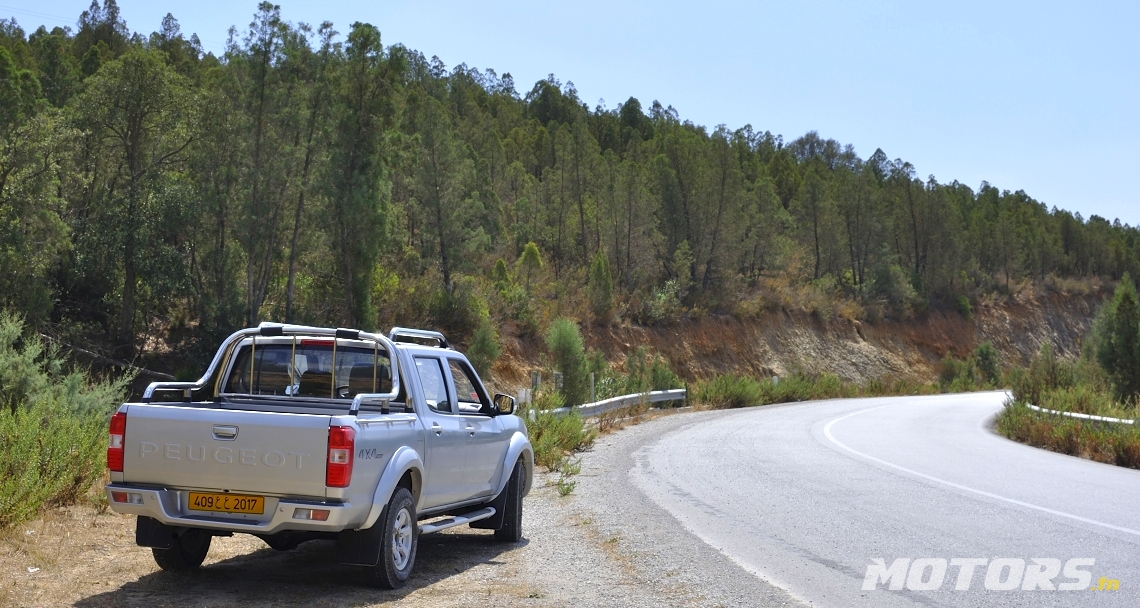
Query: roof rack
[{"left": 388, "top": 327, "right": 450, "bottom": 349}]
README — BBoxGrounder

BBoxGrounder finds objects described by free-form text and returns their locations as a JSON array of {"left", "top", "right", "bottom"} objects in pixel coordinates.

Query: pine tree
[
  {"left": 518, "top": 241, "right": 543, "bottom": 295},
  {"left": 588, "top": 251, "right": 613, "bottom": 323},
  {"left": 1095, "top": 275, "right": 1140, "bottom": 402}
]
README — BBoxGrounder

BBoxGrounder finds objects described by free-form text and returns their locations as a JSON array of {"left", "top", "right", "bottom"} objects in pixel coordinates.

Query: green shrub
[
  {"left": 648, "top": 356, "right": 681, "bottom": 391},
  {"left": 973, "top": 342, "right": 1001, "bottom": 385},
  {"left": 428, "top": 278, "right": 487, "bottom": 338},
  {"left": 621, "top": 346, "right": 681, "bottom": 394},
  {"left": 501, "top": 283, "right": 538, "bottom": 337},
  {"left": 526, "top": 391, "right": 596, "bottom": 470},
  {"left": 769, "top": 373, "right": 815, "bottom": 402},
  {"left": 466, "top": 317, "right": 501, "bottom": 380},
  {"left": 874, "top": 264, "right": 921, "bottom": 318},
  {"left": 955, "top": 295, "right": 973, "bottom": 319},
  {"left": 1012, "top": 342, "right": 1076, "bottom": 404},
  {"left": 939, "top": 355, "right": 971, "bottom": 387},
  {"left": 693, "top": 374, "right": 765, "bottom": 408},
  {"left": 694, "top": 371, "right": 932, "bottom": 410},
  {"left": 0, "top": 399, "right": 106, "bottom": 527},
  {"left": 639, "top": 280, "right": 682, "bottom": 326},
  {"left": 0, "top": 311, "right": 128, "bottom": 528},
  {"left": 545, "top": 318, "right": 590, "bottom": 405}
]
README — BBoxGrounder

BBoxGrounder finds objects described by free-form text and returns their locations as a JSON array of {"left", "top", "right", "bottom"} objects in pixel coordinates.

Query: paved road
[{"left": 630, "top": 392, "right": 1140, "bottom": 607}]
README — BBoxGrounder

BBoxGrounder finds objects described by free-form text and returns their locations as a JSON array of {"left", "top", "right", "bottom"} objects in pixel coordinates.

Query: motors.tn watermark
[{"left": 863, "top": 558, "right": 1120, "bottom": 592}]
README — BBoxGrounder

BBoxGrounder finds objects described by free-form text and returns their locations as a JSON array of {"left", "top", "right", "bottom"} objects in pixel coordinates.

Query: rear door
[
  {"left": 122, "top": 404, "right": 331, "bottom": 499},
  {"left": 412, "top": 355, "right": 469, "bottom": 508}
]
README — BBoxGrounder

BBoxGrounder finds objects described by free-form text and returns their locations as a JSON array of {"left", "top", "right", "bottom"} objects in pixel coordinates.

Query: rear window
[{"left": 224, "top": 343, "right": 392, "bottom": 399}]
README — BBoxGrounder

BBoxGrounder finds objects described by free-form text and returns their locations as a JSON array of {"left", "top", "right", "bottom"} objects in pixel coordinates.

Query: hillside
[
  {"left": 0, "top": 2, "right": 1134, "bottom": 387},
  {"left": 490, "top": 282, "right": 1108, "bottom": 391}
]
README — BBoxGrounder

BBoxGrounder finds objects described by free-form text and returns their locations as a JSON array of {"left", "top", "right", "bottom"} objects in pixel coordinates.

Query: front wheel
[
  {"left": 152, "top": 528, "right": 211, "bottom": 572},
  {"left": 371, "top": 486, "right": 418, "bottom": 589},
  {"left": 494, "top": 460, "right": 524, "bottom": 542}
]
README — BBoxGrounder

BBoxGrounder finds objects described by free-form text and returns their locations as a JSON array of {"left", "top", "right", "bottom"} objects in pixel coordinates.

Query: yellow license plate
[{"left": 188, "top": 492, "right": 264, "bottom": 514}]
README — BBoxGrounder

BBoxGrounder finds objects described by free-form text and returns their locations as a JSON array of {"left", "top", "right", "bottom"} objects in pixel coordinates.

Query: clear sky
[{"left": 5, "top": 1, "right": 1139, "bottom": 226}]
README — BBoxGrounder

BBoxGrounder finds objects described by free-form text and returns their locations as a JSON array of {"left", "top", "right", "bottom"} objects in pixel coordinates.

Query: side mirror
[{"left": 493, "top": 393, "right": 517, "bottom": 415}]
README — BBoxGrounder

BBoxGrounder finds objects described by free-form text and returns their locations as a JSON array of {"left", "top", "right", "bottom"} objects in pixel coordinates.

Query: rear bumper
[{"left": 105, "top": 484, "right": 367, "bottom": 535}]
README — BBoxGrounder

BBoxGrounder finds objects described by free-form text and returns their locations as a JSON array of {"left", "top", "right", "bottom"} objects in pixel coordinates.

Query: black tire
[
  {"left": 371, "top": 486, "right": 418, "bottom": 589},
  {"left": 262, "top": 535, "right": 301, "bottom": 551},
  {"left": 152, "top": 528, "right": 211, "bottom": 572},
  {"left": 494, "top": 460, "right": 524, "bottom": 542}
]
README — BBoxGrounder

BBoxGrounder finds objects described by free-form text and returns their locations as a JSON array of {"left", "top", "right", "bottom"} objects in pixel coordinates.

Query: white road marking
[{"left": 822, "top": 404, "right": 1140, "bottom": 538}]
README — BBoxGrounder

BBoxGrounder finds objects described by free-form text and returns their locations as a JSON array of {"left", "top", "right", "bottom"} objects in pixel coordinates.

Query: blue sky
[{"left": 5, "top": 1, "right": 1138, "bottom": 226}]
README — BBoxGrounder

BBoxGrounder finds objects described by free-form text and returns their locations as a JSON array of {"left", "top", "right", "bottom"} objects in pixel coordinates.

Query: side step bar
[{"left": 418, "top": 507, "right": 496, "bottom": 534}]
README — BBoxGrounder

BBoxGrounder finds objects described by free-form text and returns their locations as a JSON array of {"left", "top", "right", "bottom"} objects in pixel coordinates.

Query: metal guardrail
[
  {"left": 1025, "top": 403, "right": 1135, "bottom": 425},
  {"left": 546, "top": 389, "right": 687, "bottom": 418}
]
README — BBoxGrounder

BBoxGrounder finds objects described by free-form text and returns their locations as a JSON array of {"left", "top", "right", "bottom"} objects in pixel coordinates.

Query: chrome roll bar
[{"left": 141, "top": 323, "right": 402, "bottom": 415}]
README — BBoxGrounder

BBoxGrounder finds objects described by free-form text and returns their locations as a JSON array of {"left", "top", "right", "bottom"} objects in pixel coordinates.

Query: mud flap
[
  {"left": 468, "top": 480, "right": 509, "bottom": 531},
  {"left": 337, "top": 510, "right": 386, "bottom": 566},
  {"left": 136, "top": 516, "right": 175, "bottom": 549}
]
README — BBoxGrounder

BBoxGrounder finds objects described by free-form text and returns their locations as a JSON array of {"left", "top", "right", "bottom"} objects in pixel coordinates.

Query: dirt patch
[{"left": 1, "top": 503, "right": 521, "bottom": 608}]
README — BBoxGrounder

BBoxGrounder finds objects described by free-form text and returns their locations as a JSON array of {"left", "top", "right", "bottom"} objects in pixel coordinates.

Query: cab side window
[
  {"left": 414, "top": 357, "right": 451, "bottom": 413},
  {"left": 447, "top": 359, "right": 488, "bottom": 414}
]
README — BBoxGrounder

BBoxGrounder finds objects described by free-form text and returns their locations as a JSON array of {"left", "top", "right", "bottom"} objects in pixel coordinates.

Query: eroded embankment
[{"left": 491, "top": 287, "right": 1107, "bottom": 388}]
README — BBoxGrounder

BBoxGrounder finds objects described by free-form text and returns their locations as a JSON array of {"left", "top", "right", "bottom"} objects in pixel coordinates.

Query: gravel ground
[
  {"left": 568, "top": 409, "right": 804, "bottom": 608},
  {"left": 1, "top": 409, "right": 802, "bottom": 607}
]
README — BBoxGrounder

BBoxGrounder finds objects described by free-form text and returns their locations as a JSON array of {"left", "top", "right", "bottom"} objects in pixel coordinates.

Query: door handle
[
  {"left": 431, "top": 422, "right": 442, "bottom": 436},
  {"left": 212, "top": 425, "right": 238, "bottom": 440},
  {"left": 466, "top": 424, "right": 475, "bottom": 437}
]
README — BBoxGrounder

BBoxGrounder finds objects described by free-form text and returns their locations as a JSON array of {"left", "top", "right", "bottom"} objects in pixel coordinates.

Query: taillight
[
  {"left": 107, "top": 411, "right": 126, "bottom": 472},
  {"left": 326, "top": 426, "right": 355, "bottom": 487}
]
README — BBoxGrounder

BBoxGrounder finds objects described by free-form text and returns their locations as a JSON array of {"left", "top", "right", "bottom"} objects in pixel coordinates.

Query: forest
[{"left": 1, "top": 1, "right": 1138, "bottom": 375}]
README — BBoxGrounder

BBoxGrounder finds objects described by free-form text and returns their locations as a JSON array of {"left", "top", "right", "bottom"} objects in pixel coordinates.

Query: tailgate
[{"left": 122, "top": 404, "right": 331, "bottom": 498}]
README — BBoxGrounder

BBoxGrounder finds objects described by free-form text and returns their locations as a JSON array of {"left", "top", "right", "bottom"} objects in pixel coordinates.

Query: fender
[
  {"left": 493, "top": 431, "right": 534, "bottom": 498},
  {"left": 361, "top": 445, "right": 423, "bottom": 530}
]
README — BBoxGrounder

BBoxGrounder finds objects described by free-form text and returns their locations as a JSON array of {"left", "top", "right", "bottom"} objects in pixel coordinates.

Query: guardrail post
[{"left": 590, "top": 372, "right": 595, "bottom": 403}]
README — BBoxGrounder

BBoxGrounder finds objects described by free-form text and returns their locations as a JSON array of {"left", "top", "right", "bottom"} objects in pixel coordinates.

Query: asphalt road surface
[{"left": 630, "top": 392, "right": 1140, "bottom": 607}]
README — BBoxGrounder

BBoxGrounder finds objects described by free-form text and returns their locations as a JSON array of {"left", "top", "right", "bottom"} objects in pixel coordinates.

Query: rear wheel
[
  {"left": 261, "top": 534, "right": 302, "bottom": 551},
  {"left": 371, "top": 486, "right": 417, "bottom": 589},
  {"left": 152, "top": 528, "right": 211, "bottom": 572},
  {"left": 494, "top": 460, "right": 524, "bottom": 542}
]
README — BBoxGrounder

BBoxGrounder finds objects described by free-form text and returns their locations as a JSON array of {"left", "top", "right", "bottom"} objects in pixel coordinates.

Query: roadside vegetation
[
  {"left": 996, "top": 275, "right": 1140, "bottom": 469},
  {"left": 0, "top": 313, "right": 128, "bottom": 529},
  {"left": 526, "top": 318, "right": 684, "bottom": 493},
  {"left": 689, "top": 339, "right": 1006, "bottom": 410}
]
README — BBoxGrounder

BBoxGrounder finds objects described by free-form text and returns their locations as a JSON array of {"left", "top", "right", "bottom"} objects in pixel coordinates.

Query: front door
[{"left": 445, "top": 357, "right": 506, "bottom": 499}]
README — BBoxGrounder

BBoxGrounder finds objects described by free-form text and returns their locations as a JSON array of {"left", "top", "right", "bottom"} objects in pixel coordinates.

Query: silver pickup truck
[{"left": 104, "top": 323, "right": 533, "bottom": 589}]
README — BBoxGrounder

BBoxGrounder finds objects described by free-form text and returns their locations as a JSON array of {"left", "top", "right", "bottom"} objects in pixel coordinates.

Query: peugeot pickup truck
[{"left": 104, "top": 323, "right": 533, "bottom": 588}]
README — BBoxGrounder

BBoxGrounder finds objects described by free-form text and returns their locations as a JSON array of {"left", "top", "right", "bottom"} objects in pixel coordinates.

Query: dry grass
[{"left": 594, "top": 401, "right": 653, "bottom": 434}]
